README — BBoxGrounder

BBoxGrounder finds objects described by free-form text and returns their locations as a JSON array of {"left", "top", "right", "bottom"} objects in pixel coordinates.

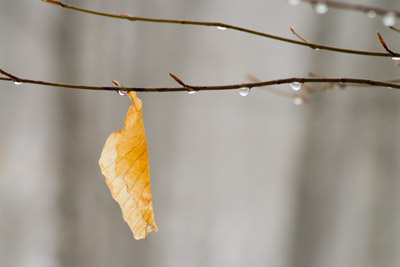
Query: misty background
[{"left": 1, "top": 0, "right": 400, "bottom": 266}]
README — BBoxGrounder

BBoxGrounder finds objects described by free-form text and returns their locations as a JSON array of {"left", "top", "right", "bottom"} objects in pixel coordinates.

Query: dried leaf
[{"left": 99, "top": 92, "right": 158, "bottom": 240}]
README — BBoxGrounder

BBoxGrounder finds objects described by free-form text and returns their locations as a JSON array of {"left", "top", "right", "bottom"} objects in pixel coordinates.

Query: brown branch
[
  {"left": 1, "top": 67, "right": 400, "bottom": 92},
  {"left": 300, "top": 0, "right": 400, "bottom": 18},
  {"left": 245, "top": 73, "right": 303, "bottom": 99},
  {"left": 0, "top": 68, "right": 23, "bottom": 82},
  {"left": 389, "top": 26, "right": 400, "bottom": 34},
  {"left": 168, "top": 73, "right": 187, "bottom": 87},
  {"left": 376, "top": 32, "right": 397, "bottom": 57},
  {"left": 41, "top": 0, "right": 398, "bottom": 58}
]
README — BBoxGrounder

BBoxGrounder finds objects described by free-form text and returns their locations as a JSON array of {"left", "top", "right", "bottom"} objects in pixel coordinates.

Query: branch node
[
  {"left": 168, "top": 73, "right": 197, "bottom": 93},
  {"left": 112, "top": 80, "right": 128, "bottom": 95},
  {"left": 0, "top": 68, "right": 23, "bottom": 85}
]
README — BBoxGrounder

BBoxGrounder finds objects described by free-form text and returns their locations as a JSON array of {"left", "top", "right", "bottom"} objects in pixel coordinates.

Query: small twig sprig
[
  {"left": 0, "top": 68, "right": 24, "bottom": 84},
  {"left": 376, "top": 32, "right": 399, "bottom": 58},
  {"left": 290, "top": 27, "right": 309, "bottom": 44},
  {"left": 289, "top": 27, "right": 323, "bottom": 51},
  {"left": 41, "top": 0, "right": 399, "bottom": 58}
]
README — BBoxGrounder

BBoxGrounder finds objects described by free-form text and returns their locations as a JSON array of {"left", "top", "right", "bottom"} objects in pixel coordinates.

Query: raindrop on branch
[
  {"left": 290, "top": 82, "right": 302, "bottom": 91},
  {"left": 237, "top": 87, "right": 250, "bottom": 96},
  {"left": 383, "top": 12, "right": 396, "bottom": 27},
  {"left": 188, "top": 90, "right": 197, "bottom": 95},
  {"left": 118, "top": 90, "right": 128, "bottom": 96},
  {"left": 392, "top": 57, "right": 400, "bottom": 61},
  {"left": 13, "top": 81, "right": 23, "bottom": 85},
  {"left": 217, "top": 26, "right": 227, "bottom": 30},
  {"left": 314, "top": 2, "right": 328, "bottom": 14}
]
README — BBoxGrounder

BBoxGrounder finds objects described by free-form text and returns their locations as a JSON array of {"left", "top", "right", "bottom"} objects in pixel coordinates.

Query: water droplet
[
  {"left": 238, "top": 87, "right": 250, "bottom": 96},
  {"left": 188, "top": 90, "right": 197, "bottom": 95},
  {"left": 217, "top": 26, "right": 227, "bottom": 30},
  {"left": 392, "top": 57, "right": 400, "bottom": 61},
  {"left": 383, "top": 12, "right": 396, "bottom": 27},
  {"left": 366, "top": 10, "right": 376, "bottom": 18},
  {"left": 118, "top": 90, "right": 128, "bottom": 96},
  {"left": 290, "top": 82, "right": 302, "bottom": 91},
  {"left": 13, "top": 81, "right": 23, "bottom": 85},
  {"left": 288, "top": 0, "right": 300, "bottom": 5},
  {"left": 293, "top": 97, "right": 304, "bottom": 105},
  {"left": 314, "top": 2, "right": 328, "bottom": 14}
]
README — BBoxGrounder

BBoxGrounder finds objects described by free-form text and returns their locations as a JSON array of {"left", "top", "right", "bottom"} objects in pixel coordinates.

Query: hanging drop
[
  {"left": 118, "top": 90, "right": 128, "bottom": 96},
  {"left": 383, "top": 12, "right": 396, "bottom": 27},
  {"left": 238, "top": 87, "right": 250, "bottom": 96},
  {"left": 290, "top": 82, "right": 302, "bottom": 91},
  {"left": 314, "top": 2, "right": 328, "bottom": 14}
]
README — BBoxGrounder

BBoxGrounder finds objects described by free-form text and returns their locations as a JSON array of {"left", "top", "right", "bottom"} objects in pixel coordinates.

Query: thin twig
[
  {"left": 389, "top": 26, "right": 400, "bottom": 34},
  {"left": 168, "top": 73, "right": 187, "bottom": 87},
  {"left": 41, "top": 0, "right": 399, "bottom": 58},
  {"left": 1, "top": 67, "right": 400, "bottom": 92},
  {"left": 169, "top": 73, "right": 197, "bottom": 92},
  {"left": 300, "top": 0, "right": 400, "bottom": 18},
  {"left": 376, "top": 32, "right": 397, "bottom": 57},
  {"left": 290, "top": 27, "right": 310, "bottom": 44},
  {"left": 0, "top": 68, "right": 22, "bottom": 82}
]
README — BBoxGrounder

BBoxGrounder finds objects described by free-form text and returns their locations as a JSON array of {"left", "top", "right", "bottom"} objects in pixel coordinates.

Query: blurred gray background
[{"left": 1, "top": 0, "right": 400, "bottom": 266}]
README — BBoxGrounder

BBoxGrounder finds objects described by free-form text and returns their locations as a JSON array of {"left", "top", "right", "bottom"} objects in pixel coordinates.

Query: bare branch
[
  {"left": 1, "top": 67, "right": 400, "bottom": 92},
  {"left": 41, "top": 0, "right": 398, "bottom": 58}
]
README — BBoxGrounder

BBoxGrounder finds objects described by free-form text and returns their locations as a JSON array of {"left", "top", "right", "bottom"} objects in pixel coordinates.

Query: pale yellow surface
[{"left": 99, "top": 92, "right": 157, "bottom": 240}]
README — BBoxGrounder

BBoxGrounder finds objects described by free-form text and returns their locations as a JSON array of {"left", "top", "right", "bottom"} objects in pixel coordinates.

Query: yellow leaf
[{"left": 99, "top": 92, "right": 158, "bottom": 240}]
